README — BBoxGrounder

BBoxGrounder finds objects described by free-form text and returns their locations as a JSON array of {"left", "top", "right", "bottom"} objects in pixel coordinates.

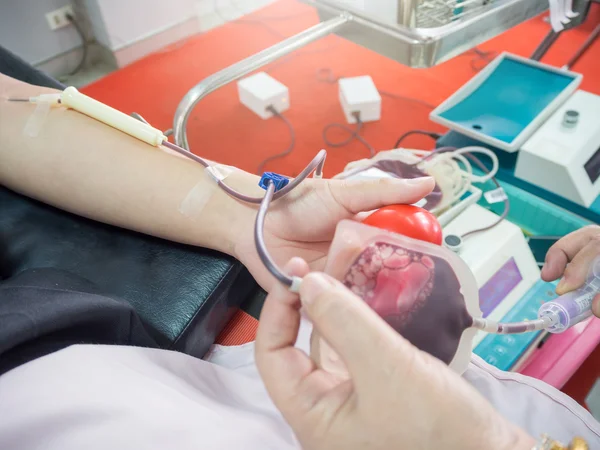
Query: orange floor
[
  {"left": 82, "top": 1, "right": 600, "bottom": 178},
  {"left": 81, "top": 1, "right": 600, "bottom": 406}
]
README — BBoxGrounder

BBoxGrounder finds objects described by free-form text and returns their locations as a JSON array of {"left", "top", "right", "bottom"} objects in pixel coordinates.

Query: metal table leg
[
  {"left": 172, "top": 14, "right": 350, "bottom": 150},
  {"left": 564, "top": 22, "right": 600, "bottom": 69},
  {"left": 530, "top": 29, "right": 562, "bottom": 61}
]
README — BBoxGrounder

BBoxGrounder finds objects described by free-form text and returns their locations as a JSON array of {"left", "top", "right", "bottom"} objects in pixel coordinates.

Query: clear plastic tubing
[{"left": 538, "top": 256, "right": 600, "bottom": 333}]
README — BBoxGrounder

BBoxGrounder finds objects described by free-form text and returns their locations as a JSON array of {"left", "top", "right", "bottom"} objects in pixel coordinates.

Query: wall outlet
[{"left": 46, "top": 5, "right": 74, "bottom": 31}]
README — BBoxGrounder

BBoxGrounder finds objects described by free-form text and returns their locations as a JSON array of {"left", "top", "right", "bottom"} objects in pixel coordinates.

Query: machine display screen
[
  {"left": 479, "top": 258, "right": 523, "bottom": 318},
  {"left": 584, "top": 146, "right": 600, "bottom": 184}
]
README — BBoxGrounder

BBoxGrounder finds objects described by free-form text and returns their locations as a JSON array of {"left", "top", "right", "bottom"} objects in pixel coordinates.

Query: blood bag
[
  {"left": 335, "top": 149, "right": 470, "bottom": 214},
  {"left": 316, "top": 220, "right": 482, "bottom": 375}
]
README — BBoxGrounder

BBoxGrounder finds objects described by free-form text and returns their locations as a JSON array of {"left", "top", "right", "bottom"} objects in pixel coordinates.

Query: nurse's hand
[
  {"left": 235, "top": 176, "right": 434, "bottom": 290},
  {"left": 255, "top": 259, "right": 535, "bottom": 450},
  {"left": 541, "top": 225, "right": 600, "bottom": 316}
]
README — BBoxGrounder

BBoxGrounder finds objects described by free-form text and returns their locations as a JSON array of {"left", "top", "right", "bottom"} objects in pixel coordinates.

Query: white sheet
[{"left": 0, "top": 318, "right": 598, "bottom": 449}]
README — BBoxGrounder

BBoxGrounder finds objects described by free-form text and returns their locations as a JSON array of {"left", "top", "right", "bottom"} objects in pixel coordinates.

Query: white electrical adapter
[
  {"left": 237, "top": 72, "right": 290, "bottom": 120},
  {"left": 338, "top": 76, "right": 381, "bottom": 124}
]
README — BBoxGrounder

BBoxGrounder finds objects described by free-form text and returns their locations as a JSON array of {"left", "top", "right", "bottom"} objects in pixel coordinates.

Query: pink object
[{"left": 518, "top": 317, "right": 600, "bottom": 389}]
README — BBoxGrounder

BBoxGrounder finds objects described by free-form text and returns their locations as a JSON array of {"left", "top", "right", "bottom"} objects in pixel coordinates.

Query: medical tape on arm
[
  {"left": 23, "top": 94, "right": 61, "bottom": 138},
  {"left": 178, "top": 164, "right": 234, "bottom": 219}
]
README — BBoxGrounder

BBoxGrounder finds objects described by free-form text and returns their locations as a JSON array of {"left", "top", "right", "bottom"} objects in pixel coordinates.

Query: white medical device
[
  {"left": 515, "top": 90, "right": 600, "bottom": 207},
  {"left": 442, "top": 205, "right": 540, "bottom": 347},
  {"left": 338, "top": 75, "right": 381, "bottom": 124},
  {"left": 237, "top": 72, "right": 290, "bottom": 120}
]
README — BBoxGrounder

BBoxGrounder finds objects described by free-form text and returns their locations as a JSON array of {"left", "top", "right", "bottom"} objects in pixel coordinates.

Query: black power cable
[
  {"left": 256, "top": 106, "right": 296, "bottom": 175},
  {"left": 65, "top": 13, "right": 88, "bottom": 77}
]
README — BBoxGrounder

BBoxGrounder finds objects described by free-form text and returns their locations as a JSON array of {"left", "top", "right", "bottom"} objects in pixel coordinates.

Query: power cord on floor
[
  {"left": 393, "top": 130, "right": 441, "bottom": 149},
  {"left": 467, "top": 47, "right": 497, "bottom": 72},
  {"left": 322, "top": 112, "right": 375, "bottom": 158},
  {"left": 63, "top": 12, "right": 88, "bottom": 77},
  {"left": 256, "top": 106, "right": 296, "bottom": 175}
]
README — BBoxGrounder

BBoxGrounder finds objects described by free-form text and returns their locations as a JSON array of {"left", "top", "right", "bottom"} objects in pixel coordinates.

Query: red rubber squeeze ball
[{"left": 363, "top": 204, "right": 443, "bottom": 246}]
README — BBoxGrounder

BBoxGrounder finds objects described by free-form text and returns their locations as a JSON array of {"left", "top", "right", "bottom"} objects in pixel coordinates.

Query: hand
[
  {"left": 541, "top": 225, "right": 600, "bottom": 316},
  {"left": 255, "top": 259, "right": 535, "bottom": 450},
  {"left": 234, "top": 176, "right": 435, "bottom": 290}
]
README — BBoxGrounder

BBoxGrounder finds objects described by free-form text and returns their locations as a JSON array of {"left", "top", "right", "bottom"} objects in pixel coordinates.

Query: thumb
[
  {"left": 299, "top": 272, "right": 414, "bottom": 386},
  {"left": 592, "top": 294, "right": 600, "bottom": 318},
  {"left": 327, "top": 176, "right": 435, "bottom": 214},
  {"left": 556, "top": 243, "right": 600, "bottom": 295}
]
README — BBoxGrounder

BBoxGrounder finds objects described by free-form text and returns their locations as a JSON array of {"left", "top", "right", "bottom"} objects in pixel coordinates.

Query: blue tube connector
[{"left": 259, "top": 172, "right": 290, "bottom": 192}]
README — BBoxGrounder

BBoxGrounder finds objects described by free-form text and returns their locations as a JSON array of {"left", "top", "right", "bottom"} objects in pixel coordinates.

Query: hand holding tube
[{"left": 255, "top": 259, "right": 535, "bottom": 450}]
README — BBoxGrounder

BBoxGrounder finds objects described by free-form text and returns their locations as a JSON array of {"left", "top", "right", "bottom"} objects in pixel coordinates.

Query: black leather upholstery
[{"left": 0, "top": 46, "right": 258, "bottom": 362}]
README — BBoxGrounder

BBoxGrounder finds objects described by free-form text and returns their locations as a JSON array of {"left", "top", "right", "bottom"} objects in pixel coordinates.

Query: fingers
[
  {"left": 542, "top": 226, "right": 600, "bottom": 282},
  {"left": 327, "top": 177, "right": 435, "bottom": 215},
  {"left": 299, "top": 272, "right": 413, "bottom": 387},
  {"left": 255, "top": 258, "right": 312, "bottom": 396},
  {"left": 556, "top": 238, "right": 600, "bottom": 294},
  {"left": 592, "top": 294, "right": 600, "bottom": 318}
]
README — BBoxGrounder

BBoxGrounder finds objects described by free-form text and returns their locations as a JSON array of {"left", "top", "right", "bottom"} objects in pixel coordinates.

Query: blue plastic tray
[{"left": 430, "top": 53, "right": 582, "bottom": 152}]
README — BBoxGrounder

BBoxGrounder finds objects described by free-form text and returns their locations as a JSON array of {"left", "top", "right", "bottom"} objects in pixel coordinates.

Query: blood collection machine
[
  {"left": 442, "top": 205, "right": 540, "bottom": 348},
  {"left": 515, "top": 90, "right": 600, "bottom": 208}
]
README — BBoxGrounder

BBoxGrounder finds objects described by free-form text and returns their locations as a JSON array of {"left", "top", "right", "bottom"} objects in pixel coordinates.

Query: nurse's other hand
[
  {"left": 235, "top": 176, "right": 434, "bottom": 290},
  {"left": 255, "top": 260, "right": 535, "bottom": 450},
  {"left": 541, "top": 225, "right": 600, "bottom": 316}
]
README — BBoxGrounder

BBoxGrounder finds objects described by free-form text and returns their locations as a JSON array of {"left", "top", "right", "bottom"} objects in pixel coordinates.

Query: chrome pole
[{"left": 173, "top": 14, "right": 350, "bottom": 150}]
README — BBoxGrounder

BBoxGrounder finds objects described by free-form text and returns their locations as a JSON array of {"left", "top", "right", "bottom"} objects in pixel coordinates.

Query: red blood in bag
[{"left": 363, "top": 205, "right": 443, "bottom": 245}]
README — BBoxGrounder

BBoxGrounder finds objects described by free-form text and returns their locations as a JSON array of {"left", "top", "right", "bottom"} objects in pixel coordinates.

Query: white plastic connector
[
  {"left": 289, "top": 276, "right": 303, "bottom": 294},
  {"left": 338, "top": 76, "right": 381, "bottom": 124},
  {"left": 237, "top": 72, "right": 290, "bottom": 120},
  {"left": 60, "top": 87, "right": 167, "bottom": 146}
]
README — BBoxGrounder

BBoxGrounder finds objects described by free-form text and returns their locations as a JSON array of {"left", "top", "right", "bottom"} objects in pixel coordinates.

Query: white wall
[
  {"left": 82, "top": 0, "right": 275, "bottom": 67},
  {"left": 0, "top": 0, "right": 277, "bottom": 74},
  {"left": 0, "top": 0, "right": 83, "bottom": 65},
  {"left": 84, "top": 0, "right": 198, "bottom": 51}
]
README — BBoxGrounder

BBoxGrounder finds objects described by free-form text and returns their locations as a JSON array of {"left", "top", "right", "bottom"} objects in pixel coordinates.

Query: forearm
[{"left": 0, "top": 74, "right": 259, "bottom": 256}]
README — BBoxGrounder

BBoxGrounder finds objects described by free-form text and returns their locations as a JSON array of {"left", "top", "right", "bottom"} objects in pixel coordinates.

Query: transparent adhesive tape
[
  {"left": 205, "top": 164, "right": 234, "bottom": 183},
  {"left": 179, "top": 165, "right": 234, "bottom": 219},
  {"left": 24, "top": 94, "right": 60, "bottom": 138}
]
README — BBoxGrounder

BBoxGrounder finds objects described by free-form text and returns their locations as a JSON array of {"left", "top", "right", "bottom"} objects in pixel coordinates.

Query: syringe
[
  {"left": 538, "top": 256, "right": 600, "bottom": 333},
  {"left": 472, "top": 256, "right": 600, "bottom": 335}
]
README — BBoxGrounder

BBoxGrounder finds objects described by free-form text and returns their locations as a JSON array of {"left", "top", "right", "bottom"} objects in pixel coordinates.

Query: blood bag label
[
  {"left": 484, "top": 188, "right": 508, "bottom": 204},
  {"left": 346, "top": 167, "right": 395, "bottom": 181}
]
